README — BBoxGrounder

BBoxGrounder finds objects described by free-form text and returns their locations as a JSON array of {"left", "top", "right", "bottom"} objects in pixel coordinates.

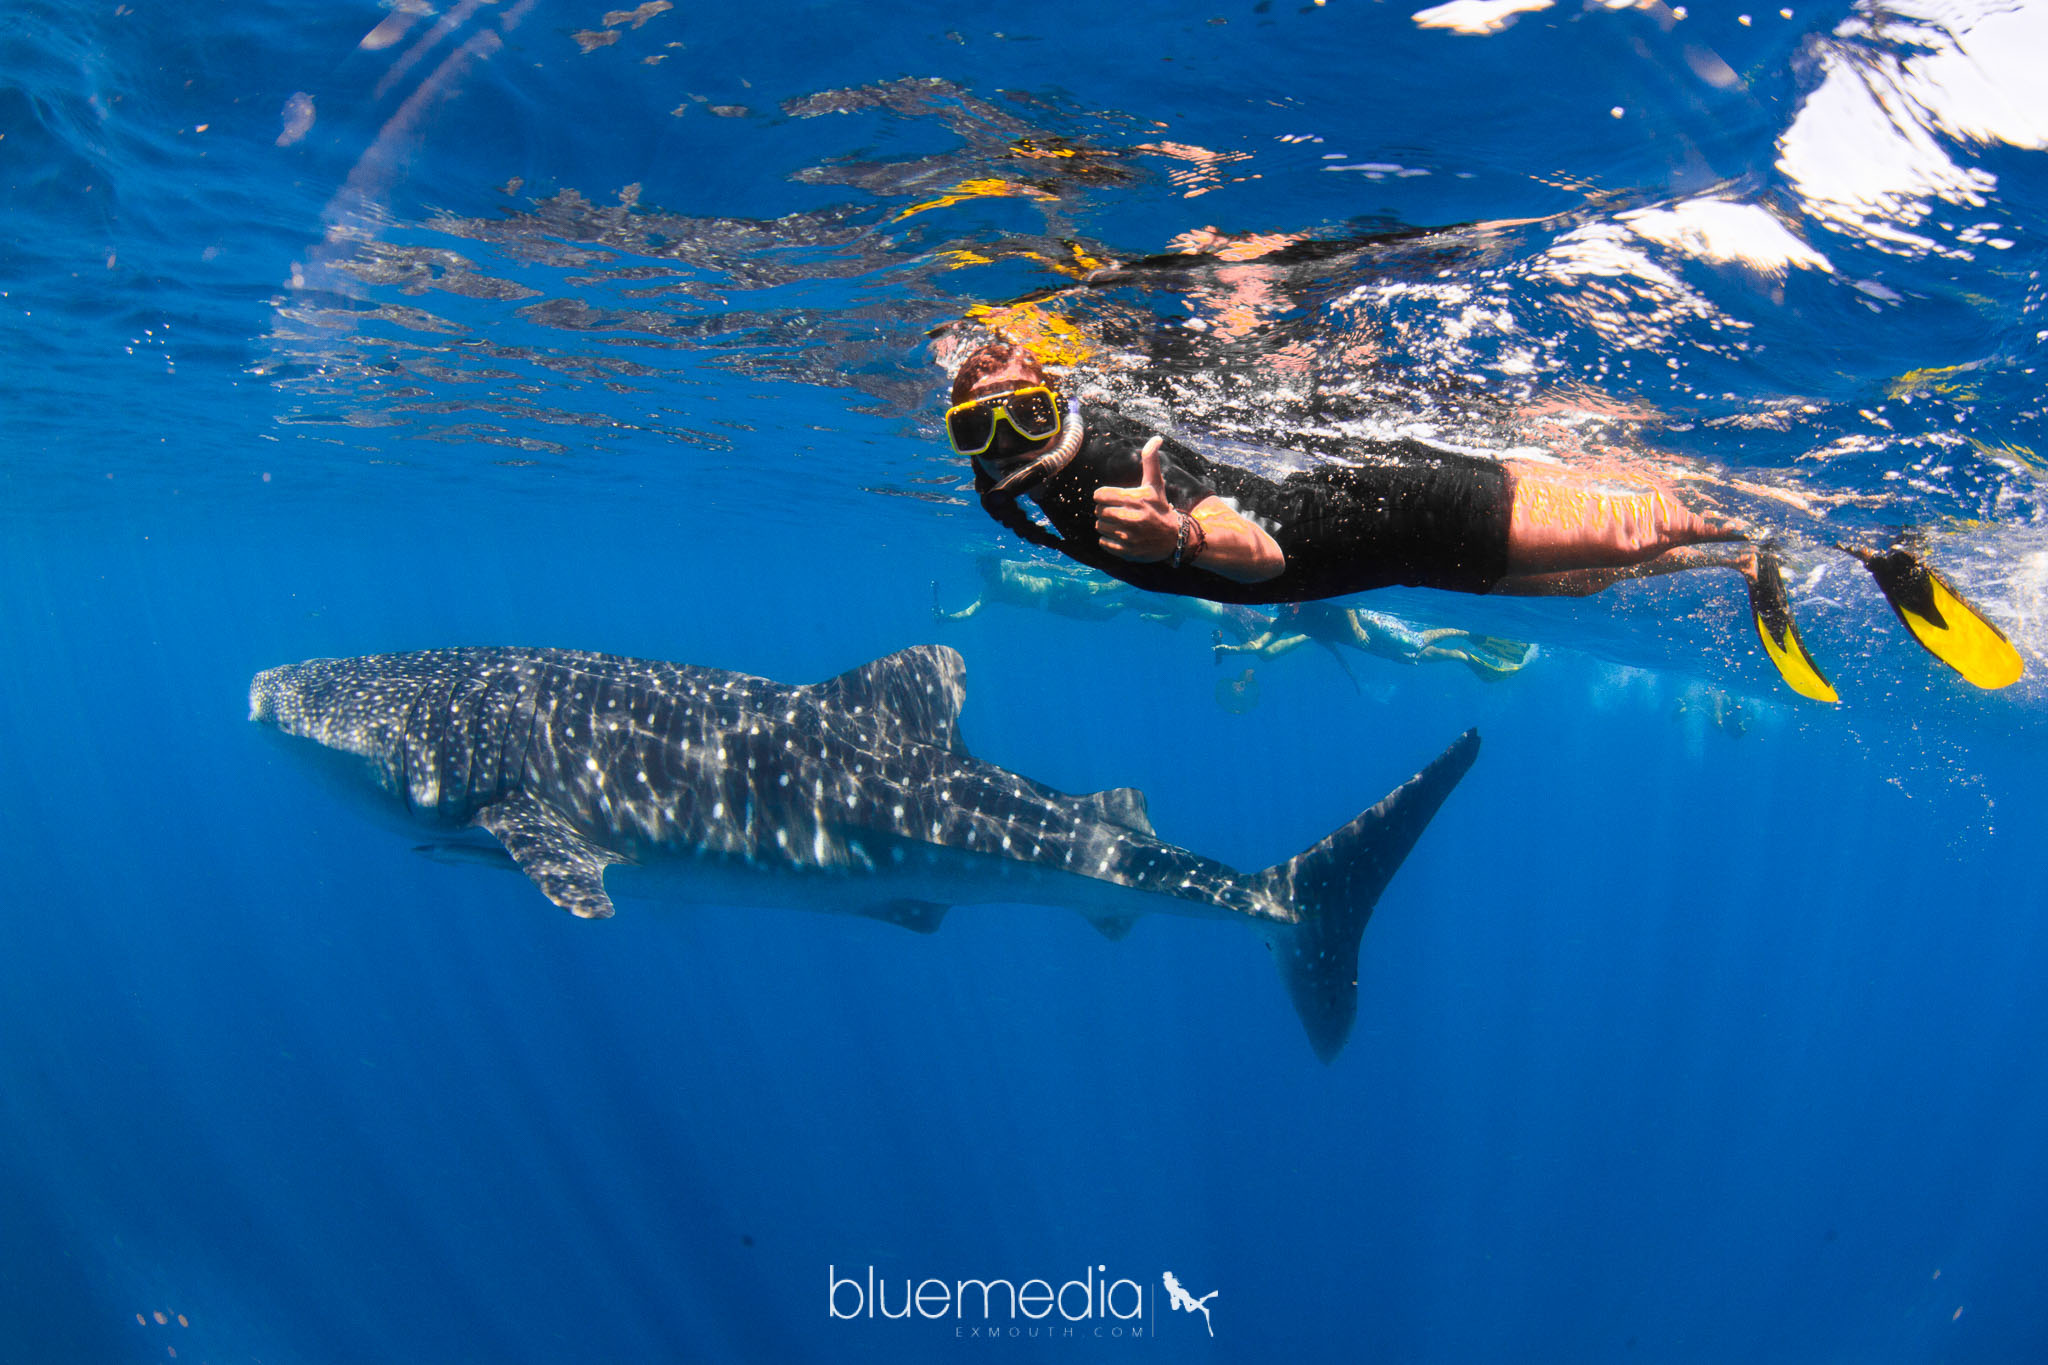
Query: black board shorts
[{"left": 1260, "top": 451, "right": 1515, "bottom": 598}]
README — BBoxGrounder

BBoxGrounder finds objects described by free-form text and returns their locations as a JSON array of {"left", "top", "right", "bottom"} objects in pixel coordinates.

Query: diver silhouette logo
[{"left": 1161, "top": 1271, "right": 1217, "bottom": 1336}]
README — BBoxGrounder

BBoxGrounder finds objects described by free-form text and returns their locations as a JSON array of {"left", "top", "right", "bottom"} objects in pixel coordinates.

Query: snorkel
[{"left": 980, "top": 398, "right": 1084, "bottom": 496}]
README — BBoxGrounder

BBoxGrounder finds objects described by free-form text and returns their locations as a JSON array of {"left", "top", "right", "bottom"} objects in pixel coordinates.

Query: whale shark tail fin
[{"left": 1259, "top": 729, "right": 1480, "bottom": 1064}]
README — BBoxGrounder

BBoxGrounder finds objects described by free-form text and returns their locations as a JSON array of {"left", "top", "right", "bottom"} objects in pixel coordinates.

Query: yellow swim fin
[
  {"left": 1843, "top": 544, "right": 2025, "bottom": 690},
  {"left": 1748, "top": 552, "right": 1839, "bottom": 703}
]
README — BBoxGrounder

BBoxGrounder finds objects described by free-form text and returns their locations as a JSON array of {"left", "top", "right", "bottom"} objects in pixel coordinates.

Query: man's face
[{"left": 964, "top": 354, "right": 1055, "bottom": 463}]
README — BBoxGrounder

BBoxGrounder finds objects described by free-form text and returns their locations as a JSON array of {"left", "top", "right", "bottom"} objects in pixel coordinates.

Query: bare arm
[
  {"left": 1188, "top": 495, "right": 1285, "bottom": 583},
  {"left": 1092, "top": 437, "right": 1285, "bottom": 584}
]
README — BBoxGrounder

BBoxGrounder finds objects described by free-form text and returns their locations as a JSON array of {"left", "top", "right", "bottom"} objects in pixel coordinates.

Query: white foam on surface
[
  {"left": 1777, "top": 1, "right": 2048, "bottom": 255},
  {"left": 1620, "top": 199, "right": 1834, "bottom": 277},
  {"left": 1411, "top": 0, "right": 1555, "bottom": 35}
]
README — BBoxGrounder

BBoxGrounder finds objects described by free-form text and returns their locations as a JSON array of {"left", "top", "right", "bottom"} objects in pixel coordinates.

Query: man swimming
[
  {"left": 941, "top": 340, "right": 2023, "bottom": 700},
  {"left": 1215, "top": 602, "right": 1534, "bottom": 685},
  {"left": 932, "top": 552, "right": 1133, "bottom": 622},
  {"left": 933, "top": 551, "right": 1269, "bottom": 645}
]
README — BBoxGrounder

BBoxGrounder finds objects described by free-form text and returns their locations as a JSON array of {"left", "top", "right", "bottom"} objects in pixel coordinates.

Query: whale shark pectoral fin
[
  {"left": 855, "top": 898, "right": 950, "bottom": 934},
  {"left": 809, "top": 646, "right": 969, "bottom": 753},
  {"left": 474, "top": 793, "right": 621, "bottom": 920}
]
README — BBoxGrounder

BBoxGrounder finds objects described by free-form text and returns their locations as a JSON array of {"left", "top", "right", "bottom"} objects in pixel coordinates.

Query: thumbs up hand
[{"left": 1094, "top": 437, "right": 1181, "bottom": 563}]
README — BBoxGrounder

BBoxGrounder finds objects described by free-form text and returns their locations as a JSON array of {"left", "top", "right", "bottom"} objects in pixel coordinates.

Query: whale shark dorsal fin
[
  {"left": 810, "top": 645, "right": 969, "bottom": 752},
  {"left": 474, "top": 792, "right": 622, "bottom": 920},
  {"left": 1081, "top": 786, "right": 1153, "bottom": 835}
]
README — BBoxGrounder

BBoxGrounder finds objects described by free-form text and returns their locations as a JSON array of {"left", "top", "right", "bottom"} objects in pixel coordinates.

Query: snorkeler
[
  {"left": 932, "top": 553, "right": 1267, "bottom": 650},
  {"left": 940, "top": 340, "right": 2023, "bottom": 701},
  {"left": 933, "top": 552, "right": 1133, "bottom": 622},
  {"left": 1130, "top": 593, "right": 1267, "bottom": 644},
  {"left": 1215, "top": 602, "right": 1534, "bottom": 685}
]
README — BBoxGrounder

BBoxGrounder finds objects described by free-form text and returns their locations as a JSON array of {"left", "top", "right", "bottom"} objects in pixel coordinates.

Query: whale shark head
[
  {"left": 252, "top": 650, "right": 541, "bottom": 826},
  {"left": 250, "top": 657, "right": 427, "bottom": 829},
  {"left": 251, "top": 657, "right": 407, "bottom": 761}
]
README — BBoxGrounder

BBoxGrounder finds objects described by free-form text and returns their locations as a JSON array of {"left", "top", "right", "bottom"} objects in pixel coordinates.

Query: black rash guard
[{"left": 979, "top": 405, "right": 1515, "bottom": 605}]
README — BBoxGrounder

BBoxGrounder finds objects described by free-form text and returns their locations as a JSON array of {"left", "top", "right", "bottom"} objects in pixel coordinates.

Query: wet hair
[{"left": 949, "top": 342, "right": 1046, "bottom": 405}]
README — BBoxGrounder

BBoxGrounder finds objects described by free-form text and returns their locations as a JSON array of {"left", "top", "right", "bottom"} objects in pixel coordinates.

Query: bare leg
[
  {"left": 933, "top": 583, "right": 985, "bottom": 620},
  {"left": 1505, "top": 463, "right": 1746, "bottom": 575},
  {"left": 1214, "top": 629, "right": 1312, "bottom": 660},
  {"left": 1492, "top": 543, "right": 1757, "bottom": 598},
  {"left": 1250, "top": 632, "right": 1316, "bottom": 660},
  {"left": 1214, "top": 628, "right": 1273, "bottom": 659},
  {"left": 1441, "top": 642, "right": 1533, "bottom": 680}
]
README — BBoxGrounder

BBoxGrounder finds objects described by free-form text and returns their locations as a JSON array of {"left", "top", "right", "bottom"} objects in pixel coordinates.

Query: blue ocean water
[{"left": 6, "top": 0, "right": 2048, "bottom": 1360}]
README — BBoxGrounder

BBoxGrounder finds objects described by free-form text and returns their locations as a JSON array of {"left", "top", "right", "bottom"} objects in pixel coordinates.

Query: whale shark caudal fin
[
  {"left": 475, "top": 792, "right": 623, "bottom": 920},
  {"left": 1259, "top": 729, "right": 1480, "bottom": 1064},
  {"left": 1842, "top": 544, "right": 2025, "bottom": 689}
]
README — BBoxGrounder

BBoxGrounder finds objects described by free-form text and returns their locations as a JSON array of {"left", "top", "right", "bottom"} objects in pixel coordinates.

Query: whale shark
[{"left": 249, "top": 645, "right": 1477, "bottom": 1060}]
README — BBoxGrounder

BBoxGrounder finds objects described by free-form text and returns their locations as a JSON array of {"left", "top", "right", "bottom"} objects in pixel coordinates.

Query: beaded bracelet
[{"left": 1172, "top": 509, "right": 1207, "bottom": 569}]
